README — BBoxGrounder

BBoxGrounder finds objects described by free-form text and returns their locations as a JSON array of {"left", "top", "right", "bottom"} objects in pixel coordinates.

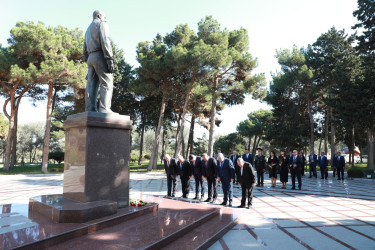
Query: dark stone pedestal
[
  {"left": 29, "top": 194, "right": 117, "bottom": 223},
  {"left": 29, "top": 112, "right": 133, "bottom": 223}
]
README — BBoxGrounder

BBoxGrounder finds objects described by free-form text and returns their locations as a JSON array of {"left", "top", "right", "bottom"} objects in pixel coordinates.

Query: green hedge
[{"left": 347, "top": 167, "right": 374, "bottom": 178}]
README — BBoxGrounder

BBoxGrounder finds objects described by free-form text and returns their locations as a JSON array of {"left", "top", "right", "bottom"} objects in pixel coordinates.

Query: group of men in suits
[
  {"left": 308, "top": 151, "right": 346, "bottom": 180},
  {"left": 163, "top": 150, "right": 256, "bottom": 209}
]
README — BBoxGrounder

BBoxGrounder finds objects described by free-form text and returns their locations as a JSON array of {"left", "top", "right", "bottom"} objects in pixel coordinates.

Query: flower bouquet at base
[{"left": 129, "top": 199, "right": 148, "bottom": 207}]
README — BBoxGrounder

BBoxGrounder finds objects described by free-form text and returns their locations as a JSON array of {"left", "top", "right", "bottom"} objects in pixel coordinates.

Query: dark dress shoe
[
  {"left": 205, "top": 198, "right": 212, "bottom": 202},
  {"left": 193, "top": 197, "right": 199, "bottom": 200},
  {"left": 220, "top": 202, "right": 227, "bottom": 206},
  {"left": 337, "top": 178, "right": 341, "bottom": 180},
  {"left": 211, "top": 199, "right": 216, "bottom": 203},
  {"left": 171, "top": 194, "right": 175, "bottom": 197},
  {"left": 291, "top": 187, "right": 296, "bottom": 190},
  {"left": 298, "top": 187, "right": 301, "bottom": 190},
  {"left": 228, "top": 203, "right": 232, "bottom": 207},
  {"left": 247, "top": 204, "right": 251, "bottom": 209},
  {"left": 237, "top": 205, "right": 245, "bottom": 208},
  {"left": 256, "top": 184, "right": 260, "bottom": 187}
]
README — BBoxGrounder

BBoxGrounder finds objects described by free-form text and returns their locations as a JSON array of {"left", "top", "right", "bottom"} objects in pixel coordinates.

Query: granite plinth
[
  {"left": 29, "top": 195, "right": 117, "bottom": 223},
  {"left": 63, "top": 112, "right": 132, "bottom": 208}
]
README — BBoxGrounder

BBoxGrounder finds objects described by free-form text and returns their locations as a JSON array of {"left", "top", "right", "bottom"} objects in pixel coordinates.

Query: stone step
[
  {"left": 161, "top": 206, "right": 247, "bottom": 250},
  {"left": 13, "top": 203, "right": 158, "bottom": 249},
  {"left": 44, "top": 198, "right": 221, "bottom": 249}
]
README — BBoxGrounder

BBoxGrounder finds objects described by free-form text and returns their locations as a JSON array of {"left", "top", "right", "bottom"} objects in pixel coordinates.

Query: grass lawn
[
  {"left": 0, "top": 161, "right": 164, "bottom": 175},
  {"left": 0, "top": 163, "right": 64, "bottom": 175}
]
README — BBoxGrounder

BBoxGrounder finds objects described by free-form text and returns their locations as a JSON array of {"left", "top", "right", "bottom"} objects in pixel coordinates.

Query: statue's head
[{"left": 92, "top": 10, "right": 106, "bottom": 22}]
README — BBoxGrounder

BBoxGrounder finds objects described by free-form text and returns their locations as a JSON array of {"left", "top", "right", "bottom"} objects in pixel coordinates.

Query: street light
[{"left": 301, "top": 137, "right": 308, "bottom": 174}]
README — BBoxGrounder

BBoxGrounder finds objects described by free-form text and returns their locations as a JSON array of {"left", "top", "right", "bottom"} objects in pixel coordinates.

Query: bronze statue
[{"left": 83, "top": 10, "right": 116, "bottom": 114}]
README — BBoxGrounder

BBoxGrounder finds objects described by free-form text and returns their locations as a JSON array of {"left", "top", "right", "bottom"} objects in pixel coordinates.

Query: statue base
[{"left": 29, "top": 111, "right": 133, "bottom": 223}]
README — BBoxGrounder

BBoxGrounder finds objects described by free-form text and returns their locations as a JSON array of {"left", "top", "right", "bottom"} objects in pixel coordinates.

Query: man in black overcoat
[
  {"left": 176, "top": 155, "right": 192, "bottom": 198},
  {"left": 164, "top": 154, "right": 178, "bottom": 197},
  {"left": 202, "top": 153, "right": 218, "bottom": 203},
  {"left": 189, "top": 155, "right": 205, "bottom": 200},
  {"left": 237, "top": 158, "right": 256, "bottom": 209}
]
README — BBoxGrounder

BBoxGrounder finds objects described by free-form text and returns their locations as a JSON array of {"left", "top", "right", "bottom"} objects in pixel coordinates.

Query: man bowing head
[
  {"left": 237, "top": 158, "right": 256, "bottom": 209},
  {"left": 217, "top": 153, "right": 235, "bottom": 207}
]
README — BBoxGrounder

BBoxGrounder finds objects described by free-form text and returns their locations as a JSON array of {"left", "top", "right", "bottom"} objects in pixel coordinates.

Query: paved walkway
[{"left": 1, "top": 172, "right": 375, "bottom": 249}]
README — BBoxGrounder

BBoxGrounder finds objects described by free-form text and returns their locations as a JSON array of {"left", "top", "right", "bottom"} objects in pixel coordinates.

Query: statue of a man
[{"left": 83, "top": 10, "right": 116, "bottom": 114}]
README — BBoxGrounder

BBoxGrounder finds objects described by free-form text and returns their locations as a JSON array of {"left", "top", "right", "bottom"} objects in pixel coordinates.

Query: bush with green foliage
[{"left": 48, "top": 151, "right": 64, "bottom": 164}]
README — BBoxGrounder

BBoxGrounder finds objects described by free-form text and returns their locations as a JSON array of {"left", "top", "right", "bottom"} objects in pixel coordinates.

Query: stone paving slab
[{"left": 1, "top": 172, "right": 375, "bottom": 249}]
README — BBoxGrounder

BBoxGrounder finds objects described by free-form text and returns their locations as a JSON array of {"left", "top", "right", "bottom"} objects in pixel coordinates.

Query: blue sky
[{"left": 1, "top": 0, "right": 359, "bottom": 136}]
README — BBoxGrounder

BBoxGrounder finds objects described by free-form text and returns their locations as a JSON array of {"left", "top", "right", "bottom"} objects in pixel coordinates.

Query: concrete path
[{"left": 1, "top": 172, "right": 375, "bottom": 249}]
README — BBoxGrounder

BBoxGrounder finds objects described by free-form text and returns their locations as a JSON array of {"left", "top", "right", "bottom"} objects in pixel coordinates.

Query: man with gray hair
[
  {"left": 202, "top": 153, "right": 218, "bottom": 203},
  {"left": 164, "top": 154, "right": 178, "bottom": 197},
  {"left": 176, "top": 155, "right": 192, "bottom": 198},
  {"left": 83, "top": 10, "right": 116, "bottom": 113},
  {"left": 217, "top": 153, "right": 235, "bottom": 207},
  {"left": 237, "top": 158, "right": 256, "bottom": 209}
]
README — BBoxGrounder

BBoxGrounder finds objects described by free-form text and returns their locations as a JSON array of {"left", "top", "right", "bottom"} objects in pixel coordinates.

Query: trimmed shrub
[{"left": 347, "top": 168, "right": 364, "bottom": 178}]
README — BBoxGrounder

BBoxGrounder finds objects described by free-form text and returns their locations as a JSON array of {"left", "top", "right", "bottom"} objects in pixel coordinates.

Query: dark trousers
[
  {"left": 332, "top": 165, "right": 336, "bottom": 177},
  {"left": 291, "top": 167, "right": 302, "bottom": 189},
  {"left": 222, "top": 181, "right": 233, "bottom": 203},
  {"left": 320, "top": 166, "right": 328, "bottom": 179},
  {"left": 234, "top": 167, "right": 240, "bottom": 184},
  {"left": 180, "top": 176, "right": 190, "bottom": 198},
  {"left": 207, "top": 177, "right": 217, "bottom": 199},
  {"left": 309, "top": 163, "right": 317, "bottom": 177},
  {"left": 167, "top": 175, "right": 177, "bottom": 196},
  {"left": 301, "top": 164, "right": 305, "bottom": 176},
  {"left": 194, "top": 176, "right": 204, "bottom": 198},
  {"left": 337, "top": 167, "right": 344, "bottom": 179},
  {"left": 256, "top": 170, "right": 264, "bottom": 185},
  {"left": 241, "top": 185, "right": 254, "bottom": 206}
]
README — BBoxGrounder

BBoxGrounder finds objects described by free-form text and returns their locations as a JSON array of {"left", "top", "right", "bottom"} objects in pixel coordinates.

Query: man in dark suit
[
  {"left": 189, "top": 155, "right": 204, "bottom": 200},
  {"left": 177, "top": 155, "right": 192, "bottom": 198},
  {"left": 242, "top": 148, "right": 254, "bottom": 166},
  {"left": 202, "top": 153, "right": 218, "bottom": 203},
  {"left": 336, "top": 152, "right": 345, "bottom": 180},
  {"left": 217, "top": 153, "right": 235, "bottom": 207},
  {"left": 254, "top": 148, "right": 266, "bottom": 186},
  {"left": 318, "top": 152, "right": 328, "bottom": 179},
  {"left": 308, "top": 151, "right": 318, "bottom": 178},
  {"left": 230, "top": 151, "right": 240, "bottom": 185},
  {"left": 290, "top": 150, "right": 302, "bottom": 190},
  {"left": 237, "top": 158, "right": 256, "bottom": 209},
  {"left": 332, "top": 152, "right": 338, "bottom": 177},
  {"left": 164, "top": 154, "right": 178, "bottom": 197}
]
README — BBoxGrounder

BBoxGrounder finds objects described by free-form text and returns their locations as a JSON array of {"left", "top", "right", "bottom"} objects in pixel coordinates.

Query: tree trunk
[
  {"left": 10, "top": 110, "right": 18, "bottom": 168},
  {"left": 329, "top": 106, "right": 336, "bottom": 166},
  {"left": 138, "top": 125, "right": 145, "bottom": 166},
  {"left": 207, "top": 77, "right": 218, "bottom": 156},
  {"left": 175, "top": 70, "right": 196, "bottom": 157},
  {"left": 318, "top": 134, "right": 323, "bottom": 156},
  {"left": 3, "top": 94, "right": 16, "bottom": 171},
  {"left": 41, "top": 81, "right": 54, "bottom": 173},
  {"left": 186, "top": 115, "right": 195, "bottom": 158},
  {"left": 307, "top": 96, "right": 314, "bottom": 152},
  {"left": 148, "top": 83, "right": 167, "bottom": 171},
  {"left": 324, "top": 108, "right": 329, "bottom": 154},
  {"left": 351, "top": 126, "right": 355, "bottom": 167},
  {"left": 368, "top": 128, "right": 374, "bottom": 169},
  {"left": 248, "top": 136, "right": 252, "bottom": 151},
  {"left": 174, "top": 112, "right": 181, "bottom": 155},
  {"left": 161, "top": 129, "right": 167, "bottom": 164},
  {"left": 255, "top": 135, "right": 261, "bottom": 150},
  {"left": 3, "top": 113, "right": 15, "bottom": 171},
  {"left": 252, "top": 135, "right": 258, "bottom": 156}
]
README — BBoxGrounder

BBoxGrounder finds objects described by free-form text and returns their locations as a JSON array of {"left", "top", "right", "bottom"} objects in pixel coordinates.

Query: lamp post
[{"left": 301, "top": 137, "right": 308, "bottom": 174}]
